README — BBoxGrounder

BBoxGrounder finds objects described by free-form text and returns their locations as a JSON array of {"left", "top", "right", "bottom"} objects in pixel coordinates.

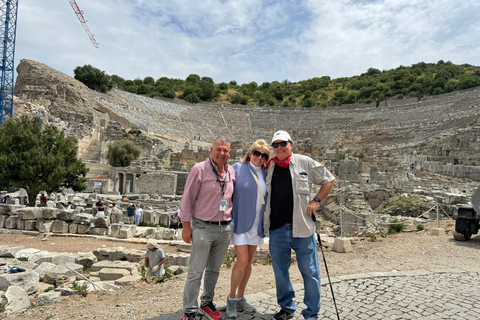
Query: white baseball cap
[{"left": 271, "top": 130, "right": 292, "bottom": 144}]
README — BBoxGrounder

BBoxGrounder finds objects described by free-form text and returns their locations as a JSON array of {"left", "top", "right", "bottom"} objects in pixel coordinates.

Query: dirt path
[{"left": 2, "top": 221, "right": 480, "bottom": 319}]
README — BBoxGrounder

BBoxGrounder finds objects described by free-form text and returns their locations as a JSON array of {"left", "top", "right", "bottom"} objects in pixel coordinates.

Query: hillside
[{"left": 11, "top": 59, "right": 480, "bottom": 188}]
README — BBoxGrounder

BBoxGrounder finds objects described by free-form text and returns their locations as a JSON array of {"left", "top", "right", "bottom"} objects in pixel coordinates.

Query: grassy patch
[
  {"left": 261, "top": 259, "right": 272, "bottom": 266},
  {"left": 364, "top": 232, "right": 377, "bottom": 242},
  {"left": 155, "top": 268, "right": 174, "bottom": 283},
  {"left": 72, "top": 281, "right": 88, "bottom": 297},
  {"left": 416, "top": 224, "right": 425, "bottom": 231},
  {"left": 388, "top": 218, "right": 406, "bottom": 234},
  {"left": 383, "top": 197, "right": 420, "bottom": 209},
  {"left": 223, "top": 256, "right": 234, "bottom": 267}
]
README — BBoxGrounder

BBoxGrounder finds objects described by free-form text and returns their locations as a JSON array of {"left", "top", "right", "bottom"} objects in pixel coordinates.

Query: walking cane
[{"left": 312, "top": 214, "right": 340, "bottom": 320}]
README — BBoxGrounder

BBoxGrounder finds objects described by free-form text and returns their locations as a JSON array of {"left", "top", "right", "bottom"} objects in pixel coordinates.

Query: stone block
[
  {"left": 52, "top": 254, "right": 76, "bottom": 265},
  {"left": 24, "top": 220, "right": 37, "bottom": 231},
  {"left": 177, "top": 254, "right": 190, "bottom": 267},
  {"left": 16, "top": 218, "right": 25, "bottom": 230},
  {"left": 73, "top": 213, "right": 93, "bottom": 224},
  {"left": 15, "top": 207, "right": 38, "bottom": 220},
  {"left": 77, "top": 224, "right": 90, "bottom": 234},
  {"left": 98, "top": 268, "right": 131, "bottom": 281},
  {"left": 92, "top": 247, "right": 143, "bottom": 263},
  {"left": 56, "top": 210, "right": 75, "bottom": 222},
  {"left": 52, "top": 220, "right": 69, "bottom": 233},
  {"left": 124, "top": 249, "right": 144, "bottom": 263},
  {"left": 154, "top": 228, "right": 166, "bottom": 240},
  {"left": 89, "top": 227, "right": 108, "bottom": 236},
  {"left": 91, "top": 260, "right": 137, "bottom": 274},
  {"left": 164, "top": 229, "right": 176, "bottom": 240},
  {"left": 0, "top": 270, "right": 40, "bottom": 294},
  {"left": 113, "top": 274, "right": 142, "bottom": 286},
  {"left": 178, "top": 243, "right": 191, "bottom": 253},
  {"left": 93, "top": 216, "right": 109, "bottom": 228},
  {"left": 332, "top": 237, "right": 353, "bottom": 253},
  {"left": 42, "top": 263, "right": 84, "bottom": 285},
  {"left": 110, "top": 223, "right": 122, "bottom": 237},
  {"left": 118, "top": 228, "right": 132, "bottom": 239},
  {"left": 5, "top": 216, "right": 18, "bottom": 229},
  {"left": 33, "top": 262, "right": 57, "bottom": 281},
  {"left": 159, "top": 213, "right": 169, "bottom": 227},
  {"left": 15, "top": 248, "right": 42, "bottom": 259},
  {"left": 35, "top": 208, "right": 57, "bottom": 220},
  {"left": 0, "top": 246, "right": 25, "bottom": 258},
  {"left": 4, "top": 286, "right": 30, "bottom": 312},
  {"left": 430, "top": 228, "right": 445, "bottom": 236},
  {"left": 37, "top": 291, "right": 62, "bottom": 306},
  {"left": 38, "top": 220, "right": 54, "bottom": 233},
  {"left": 0, "top": 215, "right": 6, "bottom": 228},
  {"left": 0, "top": 204, "right": 13, "bottom": 215},
  {"left": 35, "top": 253, "right": 56, "bottom": 264},
  {"left": 143, "top": 227, "right": 155, "bottom": 237},
  {"left": 69, "top": 223, "right": 78, "bottom": 234},
  {"left": 75, "top": 253, "right": 97, "bottom": 268}
]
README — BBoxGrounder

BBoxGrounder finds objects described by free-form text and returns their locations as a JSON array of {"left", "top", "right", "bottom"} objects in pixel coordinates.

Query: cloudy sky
[{"left": 14, "top": 0, "right": 480, "bottom": 85}]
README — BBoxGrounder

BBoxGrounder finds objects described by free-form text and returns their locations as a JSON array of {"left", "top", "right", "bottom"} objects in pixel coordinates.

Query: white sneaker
[
  {"left": 237, "top": 297, "right": 255, "bottom": 313},
  {"left": 226, "top": 297, "right": 237, "bottom": 318}
]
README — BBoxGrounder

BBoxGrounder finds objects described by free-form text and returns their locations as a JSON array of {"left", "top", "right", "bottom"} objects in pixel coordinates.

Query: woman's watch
[{"left": 313, "top": 196, "right": 321, "bottom": 203}]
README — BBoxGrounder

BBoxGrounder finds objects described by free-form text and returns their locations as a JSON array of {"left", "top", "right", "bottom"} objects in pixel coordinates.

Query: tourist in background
[
  {"left": 39, "top": 193, "right": 47, "bottom": 207},
  {"left": 179, "top": 136, "right": 235, "bottom": 320},
  {"left": 127, "top": 203, "right": 135, "bottom": 224},
  {"left": 227, "top": 139, "right": 271, "bottom": 318},
  {"left": 134, "top": 204, "right": 143, "bottom": 226},
  {"left": 169, "top": 209, "right": 183, "bottom": 229},
  {"left": 265, "top": 130, "right": 336, "bottom": 320},
  {"left": 95, "top": 197, "right": 106, "bottom": 217}
]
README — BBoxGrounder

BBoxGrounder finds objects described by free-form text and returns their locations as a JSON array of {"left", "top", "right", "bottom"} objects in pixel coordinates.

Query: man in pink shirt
[{"left": 180, "top": 136, "right": 235, "bottom": 320}]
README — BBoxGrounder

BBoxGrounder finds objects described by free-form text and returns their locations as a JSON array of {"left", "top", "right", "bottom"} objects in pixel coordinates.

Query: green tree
[
  {"left": 106, "top": 140, "right": 142, "bottom": 167},
  {"left": 182, "top": 86, "right": 202, "bottom": 103},
  {"left": 186, "top": 74, "right": 201, "bottom": 86},
  {"left": 74, "top": 64, "right": 110, "bottom": 93},
  {"left": 0, "top": 117, "right": 88, "bottom": 206},
  {"left": 143, "top": 76, "right": 155, "bottom": 86}
]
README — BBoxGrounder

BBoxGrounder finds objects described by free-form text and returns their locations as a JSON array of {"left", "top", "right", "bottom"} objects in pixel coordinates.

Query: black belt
[{"left": 204, "top": 220, "right": 231, "bottom": 226}]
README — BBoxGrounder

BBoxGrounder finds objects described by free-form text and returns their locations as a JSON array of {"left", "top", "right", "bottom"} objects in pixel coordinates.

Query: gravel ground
[{"left": 2, "top": 220, "right": 480, "bottom": 320}]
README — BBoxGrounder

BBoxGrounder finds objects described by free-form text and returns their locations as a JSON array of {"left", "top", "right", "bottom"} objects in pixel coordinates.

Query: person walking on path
[
  {"left": 227, "top": 139, "right": 271, "bottom": 318},
  {"left": 179, "top": 136, "right": 235, "bottom": 320},
  {"left": 265, "top": 130, "right": 336, "bottom": 320}
]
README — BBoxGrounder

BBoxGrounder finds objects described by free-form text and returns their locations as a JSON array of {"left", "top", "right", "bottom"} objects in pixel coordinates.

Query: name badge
[{"left": 219, "top": 200, "right": 227, "bottom": 211}]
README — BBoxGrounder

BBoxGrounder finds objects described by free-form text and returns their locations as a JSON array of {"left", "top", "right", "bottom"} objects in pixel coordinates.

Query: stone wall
[
  {"left": 136, "top": 172, "right": 177, "bottom": 196},
  {"left": 0, "top": 204, "right": 181, "bottom": 241}
]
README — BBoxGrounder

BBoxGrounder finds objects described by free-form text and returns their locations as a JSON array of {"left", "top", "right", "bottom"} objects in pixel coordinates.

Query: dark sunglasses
[
  {"left": 272, "top": 141, "right": 288, "bottom": 148},
  {"left": 252, "top": 150, "right": 269, "bottom": 161}
]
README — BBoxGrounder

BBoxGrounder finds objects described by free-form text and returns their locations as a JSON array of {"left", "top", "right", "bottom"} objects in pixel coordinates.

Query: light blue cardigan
[{"left": 232, "top": 162, "right": 267, "bottom": 237}]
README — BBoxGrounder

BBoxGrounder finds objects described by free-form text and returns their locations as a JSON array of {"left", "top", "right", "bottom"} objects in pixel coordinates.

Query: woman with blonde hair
[{"left": 227, "top": 139, "right": 271, "bottom": 318}]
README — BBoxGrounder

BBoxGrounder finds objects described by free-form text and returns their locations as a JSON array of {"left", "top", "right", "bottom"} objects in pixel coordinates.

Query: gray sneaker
[
  {"left": 226, "top": 297, "right": 237, "bottom": 318},
  {"left": 237, "top": 297, "right": 255, "bottom": 313}
]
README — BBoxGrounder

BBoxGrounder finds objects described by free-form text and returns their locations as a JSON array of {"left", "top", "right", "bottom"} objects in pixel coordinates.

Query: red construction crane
[{"left": 69, "top": 0, "right": 99, "bottom": 48}]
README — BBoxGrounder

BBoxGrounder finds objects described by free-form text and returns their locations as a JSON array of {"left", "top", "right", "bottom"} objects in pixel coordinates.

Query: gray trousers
[{"left": 183, "top": 218, "right": 233, "bottom": 314}]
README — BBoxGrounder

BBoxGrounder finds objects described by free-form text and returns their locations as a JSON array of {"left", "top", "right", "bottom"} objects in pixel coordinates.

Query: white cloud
[{"left": 12, "top": 0, "right": 480, "bottom": 85}]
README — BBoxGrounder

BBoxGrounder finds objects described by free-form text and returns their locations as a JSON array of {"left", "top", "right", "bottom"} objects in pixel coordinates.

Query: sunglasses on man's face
[
  {"left": 252, "top": 150, "right": 269, "bottom": 161},
  {"left": 272, "top": 141, "right": 288, "bottom": 148}
]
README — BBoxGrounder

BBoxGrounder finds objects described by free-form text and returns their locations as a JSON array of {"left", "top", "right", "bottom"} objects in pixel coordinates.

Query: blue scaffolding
[{"left": 0, "top": 0, "right": 18, "bottom": 125}]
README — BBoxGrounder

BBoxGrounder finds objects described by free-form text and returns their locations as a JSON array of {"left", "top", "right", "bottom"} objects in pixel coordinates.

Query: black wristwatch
[{"left": 313, "top": 196, "right": 321, "bottom": 203}]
